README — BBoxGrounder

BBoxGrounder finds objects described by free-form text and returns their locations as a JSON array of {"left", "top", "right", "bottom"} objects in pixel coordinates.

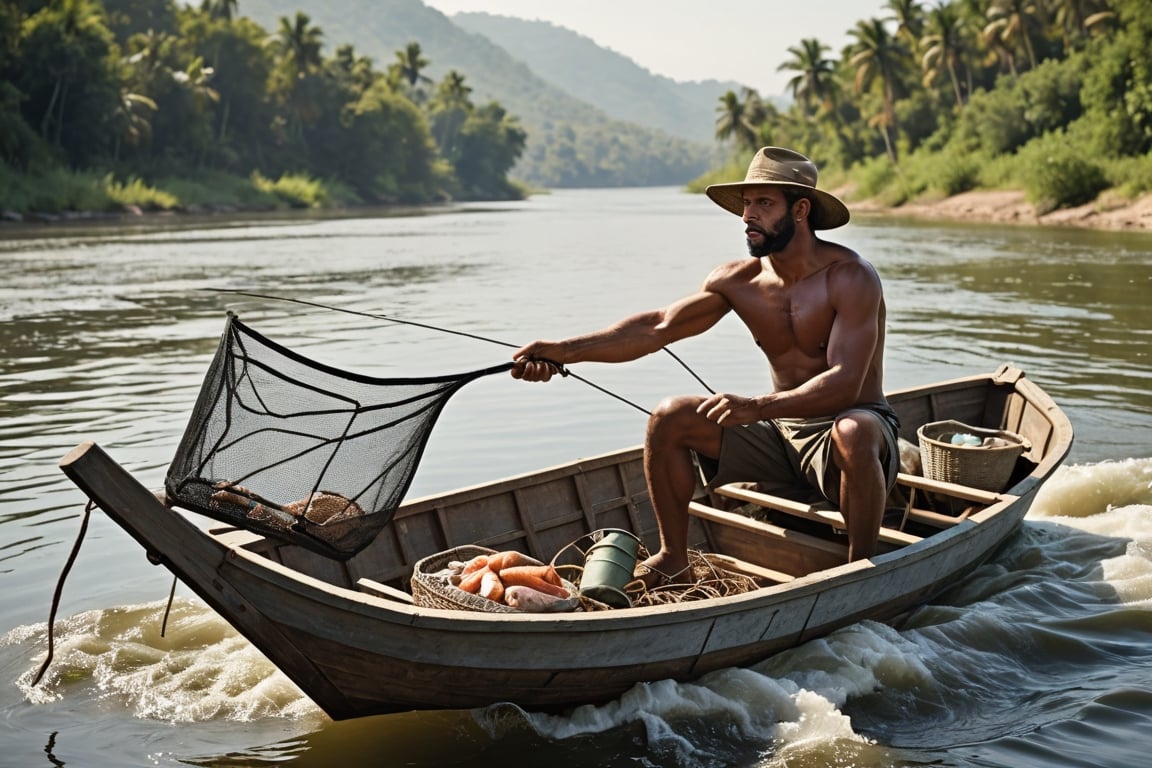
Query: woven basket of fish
[
  {"left": 410, "top": 545, "right": 518, "bottom": 612},
  {"left": 410, "top": 544, "right": 580, "bottom": 613}
]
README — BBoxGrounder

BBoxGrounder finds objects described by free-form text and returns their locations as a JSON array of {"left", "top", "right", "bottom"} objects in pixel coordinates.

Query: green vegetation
[
  {"left": 0, "top": 0, "right": 528, "bottom": 215},
  {"left": 239, "top": 0, "right": 715, "bottom": 189},
  {"left": 7, "top": 0, "right": 1148, "bottom": 218},
  {"left": 105, "top": 174, "right": 180, "bottom": 210},
  {"left": 703, "top": 0, "right": 1150, "bottom": 213}
]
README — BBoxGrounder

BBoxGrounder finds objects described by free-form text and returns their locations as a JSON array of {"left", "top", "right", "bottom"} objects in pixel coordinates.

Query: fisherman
[{"left": 512, "top": 146, "right": 899, "bottom": 585}]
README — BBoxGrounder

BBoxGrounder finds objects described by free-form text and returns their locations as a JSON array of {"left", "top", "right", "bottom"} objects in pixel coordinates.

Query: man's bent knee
[
  {"left": 831, "top": 412, "right": 886, "bottom": 467},
  {"left": 647, "top": 395, "right": 721, "bottom": 455}
]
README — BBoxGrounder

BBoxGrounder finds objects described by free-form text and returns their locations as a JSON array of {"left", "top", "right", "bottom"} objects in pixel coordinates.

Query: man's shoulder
[
  {"left": 822, "top": 243, "right": 880, "bottom": 281},
  {"left": 824, "top": 250, "right": 884, "bottom": 308},
  {"left": 705, "top": 257, "right": 759, "bottom": 284},
  {"left": 816, "top": 238, "right": 862, "bottom": 261}
]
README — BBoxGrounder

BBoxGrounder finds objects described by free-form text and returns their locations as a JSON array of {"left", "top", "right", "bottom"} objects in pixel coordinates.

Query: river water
[{"left": 1, "top": 187, "right": 1150, "bottom": 767}]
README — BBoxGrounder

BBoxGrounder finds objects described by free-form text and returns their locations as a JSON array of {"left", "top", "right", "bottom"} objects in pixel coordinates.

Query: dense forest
[
  {"left": 0, "top": 0, "right": 529, "bottom": 215},
  {"left": 2, "top": 0, "right": 1151, "bottom": 217},
  {"left": 704, "top": 0, "right": 1152, "bottom": 214},
  {"left": 238, "top": 0, "right": 718, "bottom": 189}
]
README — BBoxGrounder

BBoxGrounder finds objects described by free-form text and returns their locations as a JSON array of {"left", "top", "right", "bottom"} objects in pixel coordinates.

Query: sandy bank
[{"left": 848, "top": 188, "right": 1152, "bottom": 232}]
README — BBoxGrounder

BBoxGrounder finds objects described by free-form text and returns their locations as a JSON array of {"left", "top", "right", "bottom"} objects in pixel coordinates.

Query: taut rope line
[{"left": 204, "top": 288, "right": 717, "bottom": 415}]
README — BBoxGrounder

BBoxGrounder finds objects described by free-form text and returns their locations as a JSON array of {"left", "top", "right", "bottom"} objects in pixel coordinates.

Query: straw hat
[{"left": 705, "top": 147, "right": 850, "bottom": 230}]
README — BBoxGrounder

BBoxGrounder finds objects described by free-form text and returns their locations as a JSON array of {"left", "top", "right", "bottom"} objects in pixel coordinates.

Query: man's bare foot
[{"left": 633, "top": 554, "right": 693, "bottom": 589}]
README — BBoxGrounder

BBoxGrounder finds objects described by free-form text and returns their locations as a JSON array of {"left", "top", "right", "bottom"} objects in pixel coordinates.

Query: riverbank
[
  {"left": 7, "top": 186, "right": 1152, "bottom": 234},
  {"left": 849, "top": 188, "right": 1152, "bottom": 232}
]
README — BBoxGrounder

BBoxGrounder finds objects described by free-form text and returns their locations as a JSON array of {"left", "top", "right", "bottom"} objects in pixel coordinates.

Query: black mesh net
[{"left": 165, "top": 313, "right": 512, "bottom": 559}]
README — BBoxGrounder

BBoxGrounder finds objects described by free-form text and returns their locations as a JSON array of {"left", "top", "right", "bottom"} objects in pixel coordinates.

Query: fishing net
[
  {"left": 625, "top": 547, "right": 759, "bottom": 608},
  {"left": 165, "top": 313, "right": 511, "bottom": 560}
]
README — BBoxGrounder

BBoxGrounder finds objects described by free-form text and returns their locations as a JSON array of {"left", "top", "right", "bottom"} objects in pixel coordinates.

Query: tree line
[
  {"left": 0, "top": 0, "right": 527, "bottom": 214},
  {"left": 712, "top": 0, "right": 1151, "bottom": 213}
]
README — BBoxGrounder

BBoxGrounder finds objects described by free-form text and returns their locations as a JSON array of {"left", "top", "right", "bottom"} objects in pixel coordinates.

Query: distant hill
[
  {"left": 451, "top": 12, "right": 739, "bottom": 145},
  {"left": 238, "top": 0, "right": 716, "bottom": 187}
]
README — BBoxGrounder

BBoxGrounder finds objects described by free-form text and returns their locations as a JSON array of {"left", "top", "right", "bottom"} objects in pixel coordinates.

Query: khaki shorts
[{"left": 699, "top": 402, "right": 901, "bottom": 505}]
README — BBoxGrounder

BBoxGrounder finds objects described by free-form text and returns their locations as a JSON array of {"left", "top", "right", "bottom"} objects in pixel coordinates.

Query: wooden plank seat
[
  {"left": 711, "top": 483, "right": 923, "bottom": 546},
  {"left": 894, "top": 472, "right": 1018, "bottom": 528},
  {"left": 711, "top": 473, "right": 1020, "bottom": 539},
  {"left": 688, "top": 500, "right": 849, "bottom": 579}
]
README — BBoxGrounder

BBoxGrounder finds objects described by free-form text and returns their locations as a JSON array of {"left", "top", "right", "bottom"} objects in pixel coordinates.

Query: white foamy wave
[
  {"left": 1027, "top": 458, "right": 1152, "bottom": 604},
  {"left": 6, "top": 597, "right": 323, "bottom": 723},
  {"left": 1097, "top": 529, "right": 1152, "bottom": 605},
  {"left": 1038, "top": 505, "right": 1152, "bottom": 606},
  {"left": 480, "top": 623, "right": 933, "bottom": 766},
  {"left": 1029, "top": 458, "right": 1152, "bottom": 519},
  {"left": 758, "top": 621, "right": 935, "bottom": 706}
]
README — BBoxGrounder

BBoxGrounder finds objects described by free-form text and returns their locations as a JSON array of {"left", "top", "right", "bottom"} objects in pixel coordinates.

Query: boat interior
[{"left": 202, "top": 368, "right": 1056, "bottom": 605}]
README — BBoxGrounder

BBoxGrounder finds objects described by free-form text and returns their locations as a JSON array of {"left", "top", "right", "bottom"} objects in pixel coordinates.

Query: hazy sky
[{"left": 422, "top": 1, "right": 892, "bottom": 97}]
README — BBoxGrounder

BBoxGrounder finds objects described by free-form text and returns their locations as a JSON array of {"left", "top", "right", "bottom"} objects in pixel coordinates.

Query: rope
[
  {"left": 31, "top": 499, "right": 93, "bottom": 687},
  {"left": 204, "top": 288, "right": 718, "bottom": 414},
  {"left": 662, "top": 346, "right": 716, "bottom": 395},
  {"left": 208, "top": 288, "right": 519, "bottom": 349},
  {"left": 160, "top": 576, "right": 177, "bottom": 638}
]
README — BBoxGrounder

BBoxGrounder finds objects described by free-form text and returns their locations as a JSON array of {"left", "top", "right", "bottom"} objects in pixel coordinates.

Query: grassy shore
[
  {"left": 6, "top": 164, "right": 1152, "bottom": 234},
  {"left": 0, "top": 167, "right": 362, "bottom": 224}
]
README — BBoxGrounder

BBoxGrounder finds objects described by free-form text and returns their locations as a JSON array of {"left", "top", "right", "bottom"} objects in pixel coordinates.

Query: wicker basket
[
  {"left": 410, "top": 545, "right": 577, "bottom": 613},
  {"left": 410, "top": 545, "right": 519, "bottom": 613},
  {"left": 917, "top": 420, "right": 1029, "bottom": 492}
]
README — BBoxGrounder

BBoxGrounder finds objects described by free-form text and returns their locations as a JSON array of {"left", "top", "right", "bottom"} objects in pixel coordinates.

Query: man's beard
[{"left": 746, "top": 212, "right": 795, "bottom": 257}]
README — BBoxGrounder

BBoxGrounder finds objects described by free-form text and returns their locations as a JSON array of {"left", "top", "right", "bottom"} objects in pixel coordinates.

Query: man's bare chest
[{"left": 730, "top": 279, "right": 836, "bottom": 357}]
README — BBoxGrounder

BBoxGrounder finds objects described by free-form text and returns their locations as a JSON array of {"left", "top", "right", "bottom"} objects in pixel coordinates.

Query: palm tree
[
  {"left": 332, "top": 43, "right": 378, "bottom": 96},
  {"left": 1051, "top": 0, "right": 1115, "bottom": 50},
  {"left": 275, "top": 12, "right": 323, "bottom": 81},
  {"left": 434, "top": 70, "right": 472, "bottom": 108},
  {"left": 983, "top": 0, "right": 1045, "bottom": 73},
  {"left": 172, "top": 57, "right": 220, "bottom": 166},
  {"left": 741, "top": 87, "right": 768, "bottom": 127},
  {"left": 172, "top": 56, "right": 219, "bottom": 112},
  {"left": 429, "top": 70, "right": 473, "bottom": 159},
  {"left": 392, "top": 41, "right": 432, "bottom": 101},
  {"left": 886, "top": 0, "right": 927, "bottom": 56},
  {"left": 921, "top": 1, "right": 972, "bottom": 108},
  {"left": 110, "top": 88, "right": 157, "bottom": 162},
  {"left": 848, "top": 17, "right": 911, "bottom": 163},
  {"left": 38, "top": 0, "right": 106, "bottom": 144},
  {"left": 272, "top": 13, "right": 324, "bottom": 145},
  {"left": 124, "top": 29, "right": 172, "bottom": 87},
  {"left": 200, "top": 0, "right": 238, "bottom": 22},
  {"left": 714, "top": 88, "right": 761, "bottom": 152},
  {"left": 777, "top": 37, "right": 839, "bottom": 119}
]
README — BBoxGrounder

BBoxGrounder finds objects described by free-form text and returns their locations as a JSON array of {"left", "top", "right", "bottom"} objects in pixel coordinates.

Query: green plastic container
[{"left": 578, "top": 529, "right": 641, "bottom": 608}]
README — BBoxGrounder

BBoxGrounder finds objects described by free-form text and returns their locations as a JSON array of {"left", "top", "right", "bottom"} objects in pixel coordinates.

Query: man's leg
[
  {"left": 639, "top": 395, "right": 722, "bottom": 581},
  {"left": 831, "top": 411, "right": 890, "bottom": 561}
]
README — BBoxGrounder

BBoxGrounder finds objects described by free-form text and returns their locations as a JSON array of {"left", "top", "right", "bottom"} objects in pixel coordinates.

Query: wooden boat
[{"left": 58, "top": 364, "right": 1072, "bottom": 720}]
